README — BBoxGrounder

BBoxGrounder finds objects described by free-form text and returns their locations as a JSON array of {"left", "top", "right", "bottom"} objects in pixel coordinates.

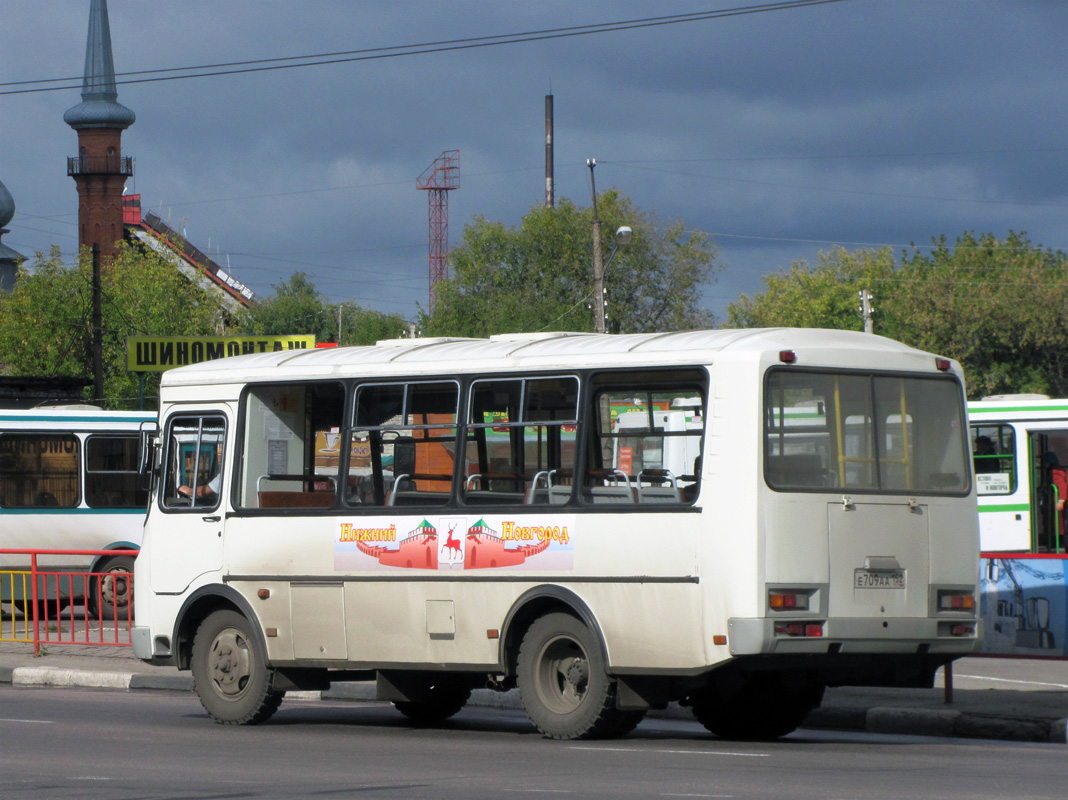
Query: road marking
[
  {"left": 501, "top": 791, "right": 573, "bottom": 794},
  {"left": 661, "top": 794, "right": 733, "bottom": 798},
  {"left": 0, "top": 718, "right": 53, "bottom": 724},
  {"left": 955, "top": 673, "right": 1068, "bottom": 690},
  {"left": 570, "top": 746, "right": 769, "bottom": 758}
]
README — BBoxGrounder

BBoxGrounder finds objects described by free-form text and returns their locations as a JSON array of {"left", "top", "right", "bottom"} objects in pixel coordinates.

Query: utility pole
[
  {"left": 588, "top": 158, "right": 605, "bottom": 334},
  {"left": 545, "top": 95, "right": 554, "bottom": 208},
  {"left": 92, "top": 244, "right": 104, "bottom": 403},
  {"left": 859, "top": 289, "right": 874, "bottom": 334}
]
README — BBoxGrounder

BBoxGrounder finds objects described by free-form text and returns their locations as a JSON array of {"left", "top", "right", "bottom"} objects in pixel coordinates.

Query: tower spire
[
  {"left": 63, "top": 0, "right": 135, "bottom": 131},
  {"left": 64, "top": 0, "right": 134, "bottom": 263}
]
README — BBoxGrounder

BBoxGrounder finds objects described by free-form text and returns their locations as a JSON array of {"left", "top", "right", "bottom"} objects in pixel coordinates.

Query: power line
[{"left": 0, "top": 1, "right": 847, "bottom": 95}]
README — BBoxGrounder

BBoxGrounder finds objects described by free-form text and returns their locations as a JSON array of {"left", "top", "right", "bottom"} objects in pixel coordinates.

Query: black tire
[
  {"left": 14, "top": 599, "right": 49, "bottom": 621},
  {"left": 393, "top": 681, "right": 473, "bottom": 725},
  {"left": 191, "top": 609, "right": 284, "bottom": 725},
  {"left": 517, "top": 612, "right": 637, "bottom": 740},
  {"left": 89, "top": 556, "right": 135, "bottom": 620},
  {"left": 689, "top": 675, "right": 824, "bottom": 740}
]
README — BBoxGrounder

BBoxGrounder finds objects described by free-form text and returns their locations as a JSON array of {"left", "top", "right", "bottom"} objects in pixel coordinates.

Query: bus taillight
[
  {"left": 937, "top": 590, "right": 975, "bottom": 611},
  {"left": 769, "top": 590, "right": 810, "bottom": 611},
  {"left": 774, "top": 622, "right": 824, "bottom": 637}
]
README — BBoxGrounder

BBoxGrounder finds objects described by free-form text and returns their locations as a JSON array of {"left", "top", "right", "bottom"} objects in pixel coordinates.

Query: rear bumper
[{"left": 728, "top": 616, "right": 983, "bottom": 655}]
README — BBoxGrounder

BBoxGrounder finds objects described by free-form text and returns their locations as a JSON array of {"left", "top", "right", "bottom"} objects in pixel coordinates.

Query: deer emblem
[{"left": 444, "top": 524, "right": 463, "bottom": 559}]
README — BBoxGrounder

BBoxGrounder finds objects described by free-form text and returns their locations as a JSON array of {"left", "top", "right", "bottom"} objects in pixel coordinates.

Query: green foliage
[
  {"left": 422, "top": 191, "right": 720, "bottom": 337},
  {"left": 234, "top": 272, "right": 408, "bottom": 345},
  {"left": 0, "top": 243, "right": 226, "bottom": 408},
  {"left": 726, "top": 232, "right": 1068, "bottom": 399},
  {"left": 897, "top": 231, "right": 1068, "bottom": 398},
  {"left": 728, "top": 246, "right": 896, "bottom": 333}
]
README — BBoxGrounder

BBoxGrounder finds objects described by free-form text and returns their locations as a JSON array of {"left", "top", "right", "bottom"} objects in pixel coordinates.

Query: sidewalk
[{"left": 1, "top": 643, "right": 1065, "bottom": 744}]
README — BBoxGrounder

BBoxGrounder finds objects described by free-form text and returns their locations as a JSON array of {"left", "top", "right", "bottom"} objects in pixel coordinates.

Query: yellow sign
[{"left": 127, "top": 335, "right": 316, "bottom": 372}]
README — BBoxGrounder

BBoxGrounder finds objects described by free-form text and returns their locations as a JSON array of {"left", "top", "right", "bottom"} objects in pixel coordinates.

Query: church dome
[{"left": 0, "top": 178, "right": 14, "bottom": 229}]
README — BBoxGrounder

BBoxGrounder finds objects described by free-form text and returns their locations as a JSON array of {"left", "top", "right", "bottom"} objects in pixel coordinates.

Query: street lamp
[{"left": 588, "top": 159, "right": 632, "bottom": 334}]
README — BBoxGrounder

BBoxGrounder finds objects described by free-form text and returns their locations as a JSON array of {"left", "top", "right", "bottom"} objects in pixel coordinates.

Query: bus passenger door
[
  {"left": 149, "top": 412, "right": 228, "bottom": 594},
  {"left": 1027, "top": 430, "right": 1068, "bottom": 553}
]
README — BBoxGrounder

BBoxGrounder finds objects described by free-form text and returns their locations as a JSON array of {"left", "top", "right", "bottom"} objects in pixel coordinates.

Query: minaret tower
[{"left": 64, "top": 0, "right": 135, "bottom": 264}]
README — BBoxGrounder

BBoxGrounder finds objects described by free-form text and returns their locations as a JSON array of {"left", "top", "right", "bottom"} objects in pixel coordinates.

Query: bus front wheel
[
  {"left": 517, "top": 612, "right": 642, "bottom": 740},
  {"left": 192, "top": 610, "right": 284, "bottom": 725}
]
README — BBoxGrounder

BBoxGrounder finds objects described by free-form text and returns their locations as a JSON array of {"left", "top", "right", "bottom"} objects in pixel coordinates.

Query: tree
[
  {"left": 725, "top": 232, "right": 1068, "bottom": 398},
  {"left": 897, "top": 231, "right": 1068, "bottom": 398},
  {"left": 727, "top": 246, "right": 897, "bottom": 333},
  {"left": 235, "top": 272, "right": 408, "bottom": 345},
  {"left": 422, "top": 191, "right": 720, "bottom": 337},
  {"left": 0, "top": 243, "right": 227, "bottom": 408}
]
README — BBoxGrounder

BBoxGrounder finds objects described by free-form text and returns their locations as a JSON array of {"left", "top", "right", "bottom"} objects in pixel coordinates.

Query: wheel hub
[
  {"left": 565, "top": 658, "right": 588, "bottom": 693},
  {"left": 209, "top": 630, "right": 251, "bottom": 697}
]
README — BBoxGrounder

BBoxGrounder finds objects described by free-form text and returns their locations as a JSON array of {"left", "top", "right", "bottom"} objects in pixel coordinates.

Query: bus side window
[
  {"left": 586, "top": 372, "right": 706, "bottom": 506},
  {"left": 85, "top": 435, "right": 147, "bottom": 508},
  {"left": 972, "top": 424, "right": 1015, "bottom": 495},
  {"left": 237, "top": 383, "right": 346, "bottom": 510},
  {"left": 347, "top": 381, "right": 458, "bottom": 509},
  {"left": 0, "top": 433, "right": 80, "bottom": 508},
  {"left": 463, "top": 377, "right": 578, "bottom": 508}
]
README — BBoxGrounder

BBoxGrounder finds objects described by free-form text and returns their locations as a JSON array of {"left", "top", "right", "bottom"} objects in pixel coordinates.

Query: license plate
[{"left": 854, "top": 569, "right": 906, "bottom": 589}]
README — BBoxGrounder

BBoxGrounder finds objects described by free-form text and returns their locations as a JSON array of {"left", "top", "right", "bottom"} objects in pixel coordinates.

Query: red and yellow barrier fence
[{"left": 0, "top": 549, "right": 136, "bottom": 654}]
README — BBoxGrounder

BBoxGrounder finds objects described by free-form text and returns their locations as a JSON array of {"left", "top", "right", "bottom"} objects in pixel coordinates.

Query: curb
[{"left": 3, "top": 665, "right": 1064, "bottom": 744}]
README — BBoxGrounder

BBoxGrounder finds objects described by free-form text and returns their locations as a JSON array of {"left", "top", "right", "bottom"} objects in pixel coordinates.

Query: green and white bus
[
  {"left": 968, "top": 395, "right": 1068, "bottom": 658},
  {"left": 133, "top": 329, "right": 981, "bottom": 739}
]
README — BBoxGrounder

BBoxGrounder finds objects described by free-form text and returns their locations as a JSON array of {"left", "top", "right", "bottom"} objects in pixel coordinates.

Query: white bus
[
  {"left": 967, "top": 395, "right": 1068, "bottom": 658},
  {"left": 0, "top": 406, "right": 154, "bottom": 618},
  {"left": 133, "top": 329, "right": 981, "bottom": 740}
]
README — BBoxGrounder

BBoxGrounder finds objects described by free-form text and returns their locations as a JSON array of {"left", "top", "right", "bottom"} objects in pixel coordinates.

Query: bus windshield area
[{"left": 764, "top": 369, "right": 970, "bottom": 495}]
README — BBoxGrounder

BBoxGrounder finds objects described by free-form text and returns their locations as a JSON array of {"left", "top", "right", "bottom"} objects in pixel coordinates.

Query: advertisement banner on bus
[
  {"left": 980, "top": 555, "right": 1068, "bottom": 657},
  {"left": 334, "top": 514, "right": 575, "bottom": 572}
]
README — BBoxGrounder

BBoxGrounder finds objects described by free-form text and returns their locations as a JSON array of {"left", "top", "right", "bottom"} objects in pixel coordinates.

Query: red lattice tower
[{"left": 417, "top": 150, "right": 460, "bottom": 312}]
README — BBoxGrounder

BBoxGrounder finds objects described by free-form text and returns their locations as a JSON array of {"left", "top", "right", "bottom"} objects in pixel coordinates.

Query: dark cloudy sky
[{"left": 1, "top": 0, "right": 1064, "bottom": 323}]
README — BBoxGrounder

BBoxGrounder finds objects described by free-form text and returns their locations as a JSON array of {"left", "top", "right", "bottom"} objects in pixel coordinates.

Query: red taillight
[
  {"left": 780, "top": 350, "right": 796, "bottom": 364},
  {"left": 951, "top": 624, "right": 975, "bottom": 637},
  {"left": 935, "top": 357, "right": 951, "bottom": 371},
  {"left": 774, "top": 622, "right": 824, "bottom": 637},
  {"left": 769, "top": 591, "right": 809, "bottom": 611}
]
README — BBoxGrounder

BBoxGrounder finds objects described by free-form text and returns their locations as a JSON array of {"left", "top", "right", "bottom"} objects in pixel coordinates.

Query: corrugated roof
[{"left": 160, "top": 328, "right": 939, "bottom": 389}]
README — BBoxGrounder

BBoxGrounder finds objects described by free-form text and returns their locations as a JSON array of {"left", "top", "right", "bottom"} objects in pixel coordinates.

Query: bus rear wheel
[
  {"left": 89, "top": 556, "right": 135, "bottom": 620},
  {"left": 689, "top": 674, "right": 824, "bottom": 740},
  {"left": 192, "top": 609, "right": 284, "bottom": 725},
  {"left": 393, "top": 681, "right": 473, "bottom": 724},
  {"left": 517, "top": 612, "right": 640, "bottom": 740}
]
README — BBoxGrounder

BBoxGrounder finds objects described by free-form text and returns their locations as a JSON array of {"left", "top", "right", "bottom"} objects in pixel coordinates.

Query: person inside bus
[
  {"left": 973, "top": 436, "right": 998, "bottom": 472},
  {"left": 178, "top": 469, "right": 221, "bottom": 505},
  {"left": 1044, "top": 452, "right": 1066, "bottom": 550}
]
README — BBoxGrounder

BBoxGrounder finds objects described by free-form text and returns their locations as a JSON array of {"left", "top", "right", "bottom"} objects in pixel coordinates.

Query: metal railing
[
  {"left": 66, "top": 155, "right": 134, "bottom": 176},
  {"left": 0, "top": 549, "right": 136, "bottom": 654}
]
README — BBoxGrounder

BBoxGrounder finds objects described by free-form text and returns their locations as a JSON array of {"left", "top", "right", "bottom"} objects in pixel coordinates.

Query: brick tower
[{"left": 63, "top": 0, "right": 135, "bottom": 264}]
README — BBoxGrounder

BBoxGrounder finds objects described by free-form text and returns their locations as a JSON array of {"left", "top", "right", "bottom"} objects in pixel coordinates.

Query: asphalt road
[{"left": 1, "top": 685, "right": 1063, "bottom": 800}]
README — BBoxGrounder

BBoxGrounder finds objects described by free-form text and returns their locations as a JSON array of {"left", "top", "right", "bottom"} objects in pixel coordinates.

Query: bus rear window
[{"left": 764, "top": 369, "right": 969, "bottom": 495}]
